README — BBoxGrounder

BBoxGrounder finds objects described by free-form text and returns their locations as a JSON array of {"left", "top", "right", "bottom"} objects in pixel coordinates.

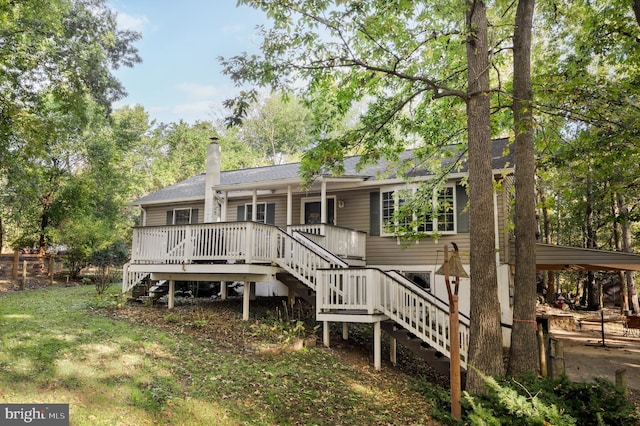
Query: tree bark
[
  {"left": 538, "top": 188, "right": 556, "bottom": 304},
  {"left": 617, "top": 193, "right": 640, "bottom": 313},
  {"left": 464, "top": 0, "right": 505, "bottom": 393},
  {"left": 584, "top": 174, "right": 601, "bottom": 310},
  {"left": 508, "top": 0, "right": 539, "bottom": 376}
]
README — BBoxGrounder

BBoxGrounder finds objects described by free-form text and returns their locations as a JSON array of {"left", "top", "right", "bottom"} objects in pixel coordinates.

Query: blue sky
[{"left": 110, "top": 1, "right": 270, "bottom": 125}]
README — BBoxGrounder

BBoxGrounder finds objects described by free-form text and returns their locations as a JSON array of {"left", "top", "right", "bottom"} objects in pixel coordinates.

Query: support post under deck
[
  {"left": 168, "top": 280, "right": 175, "bottom": 310},
  {"left": 374, "top": 321, "right": 381, "bottom": 371},
  {"left": 323, "top": 321, "right": 330, "bottom": 347},
  {"left": 243, "top": 281, "right": 250, "bottom": 321}
]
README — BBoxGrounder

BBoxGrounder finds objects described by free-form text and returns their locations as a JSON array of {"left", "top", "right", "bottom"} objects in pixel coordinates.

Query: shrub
[{"left": 462, "top": 372, "right": 640, "bottom": 426}]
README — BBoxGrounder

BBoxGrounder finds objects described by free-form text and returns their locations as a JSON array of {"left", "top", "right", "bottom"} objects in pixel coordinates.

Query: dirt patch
[{"left": 539, "top": 305, "right": 640, "bottom": 408}]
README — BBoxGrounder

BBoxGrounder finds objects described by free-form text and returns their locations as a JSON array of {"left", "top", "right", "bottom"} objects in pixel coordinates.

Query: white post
[
  {"left": 243, "top": 281, "right": 250, "bottom": 321},
  {"left": 221, "top": 191, "right": 228, "bottom": 222},
  {"left": 342, "top": 323, "right": 349, "bottom": 340},
  {"left": 252, "top": 189, "right": 258, "bottom": 222},
  {"left": 287, "top": 185, "right": 293, "bottom": 226},
  {"left": 374, "top": 321, "right": 381, "bottom": 371},
  {"left": 321, "top": 179, "right": 327, "bottom": 224},
  {"left": 168, "top": 280, "right": 175, "bottom": 310},
  {"left": 390, "top": 335, "right": 397, "bottom": 366},
  {"left": 323, "top": 321, "right": 330, "bottom": 347},
  {"left": 220, "top": 281, "right": 227, "bottom": 300}
]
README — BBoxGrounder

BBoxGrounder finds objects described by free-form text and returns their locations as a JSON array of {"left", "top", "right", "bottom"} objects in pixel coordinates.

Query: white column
[
  {"left": 243, "top": 281, "right": 250, "bottom": 321},
  {"left": 168, "top": 280, "right": 175, "bottom": 310},
  {"left": 220, "top": 281, "right": 227, "bottom": 300},
  {"left": 287, "top": 185, "right": 293, "bottom": 226},
  {"left": 390, "top": 335, "right": 397, "bottom": 366},
  {"left": 252, "top": 189, "right": 258, "bottom": 222},
  {"left": 321, "top": 179, "right": 327, "bottom": 224},
  {"left": 342, "top": 323, "right": 349, "bottom": 340},
  {"left": 141, "top": 207, "right": 147, "bottom": 226},
  {"left": 323, "top": 321, "right": 330, "bottom": 347},
  {"left": 374, "top": 321, "right": 381, "bottom": 371},
  {"left": 221, "top": 191, "right": 228, "bottom": 222}
]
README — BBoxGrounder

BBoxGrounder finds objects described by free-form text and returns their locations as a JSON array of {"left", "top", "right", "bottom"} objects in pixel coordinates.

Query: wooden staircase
[{"left": 380, "top": 320, "right": 466, "bottom": 385}]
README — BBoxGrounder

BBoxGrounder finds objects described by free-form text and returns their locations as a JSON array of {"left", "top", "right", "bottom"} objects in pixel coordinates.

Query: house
[
  {"left": 123, "top": 138, "right": 518, "bottom": 373},
  {"left": 122, "top": 138, "right": 640, "bottom": 373}
]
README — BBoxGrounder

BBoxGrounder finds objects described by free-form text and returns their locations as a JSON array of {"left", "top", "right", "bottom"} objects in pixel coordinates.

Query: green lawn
[{"left": 0, "top": 285, "right": 447, "bottom": 425}]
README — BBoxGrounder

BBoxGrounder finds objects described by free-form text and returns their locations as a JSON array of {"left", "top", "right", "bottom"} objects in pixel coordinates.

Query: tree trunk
[
  {"left": 508, "top": 0, "right": 538, "bottom": 376},
  {"left": 464, "top": 0, "right": 505, "bottom": 393},
  {"left": 617, "top": 193, "right": 640, "bottom": 313},
  {"left": 538, "top": 188, "right": 556, "bottom": 304},
  {"left": 583, "top": 175, "right": 601, "bottom": 310}
]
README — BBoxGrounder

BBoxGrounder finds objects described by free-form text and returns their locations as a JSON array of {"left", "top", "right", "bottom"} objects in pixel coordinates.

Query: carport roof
[{"left": 512, "top": 243, "right": 640, "bottom": 272}]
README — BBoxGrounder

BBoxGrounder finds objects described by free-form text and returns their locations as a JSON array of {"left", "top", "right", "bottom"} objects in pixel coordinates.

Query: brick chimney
[{"left": 204, "top": 138, "right": 221, "bottom": 223}]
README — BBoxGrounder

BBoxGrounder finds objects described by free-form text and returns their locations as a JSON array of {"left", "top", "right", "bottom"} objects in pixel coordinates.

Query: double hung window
[
  {"left": 381, "top": 186, "right": 456, "bottom": 236},
  {"left": 244, "top": 203, "right": 267, "bottom": 223}
]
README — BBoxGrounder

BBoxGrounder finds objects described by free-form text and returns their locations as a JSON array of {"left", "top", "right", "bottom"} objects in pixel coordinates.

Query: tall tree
[
  {"left": 0, "top": 0, "right": 140, "bottom": 167},
  {"left": 464, "top": 0, "right": 505, "bottom": 391},
  {"left": 233, "top": 93, "right": 314, "bottom": 165},
  {"left": 508, "top": 0, "right": 539, "bottom": 376},
  {"left": 222, "top": 0, "right": 508, "bottom": 391}
]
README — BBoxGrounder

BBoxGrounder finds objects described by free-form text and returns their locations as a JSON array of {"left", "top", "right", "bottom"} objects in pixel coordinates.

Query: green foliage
[
  {"left": 250, "top": 300, "right": 315, "bottom": 346},
  {"left": 87, "top": 291, "right": 127, "bottom": 310},
  {"left": 462, "top": 372, "right": 640, "bottom": 426},
  {"left": 236, "top": 93, "right": 314, "bottom": 165}
]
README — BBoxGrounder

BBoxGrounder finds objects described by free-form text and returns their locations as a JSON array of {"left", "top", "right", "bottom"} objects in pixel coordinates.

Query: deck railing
[
  {"left": 129, "top": 222, "right": 348, "bottom": 292},
  {"left": 128, "top": 222, "right": 466, "bottom": 367},
  {"left": 131, "top": 222, "right": 283, "bottom": 265},
  {"left": 317, "top": 267, "right": 469, "bottom": 368},
  {"left": 287, "top": 224, "right": 366, "bottom": 260}
]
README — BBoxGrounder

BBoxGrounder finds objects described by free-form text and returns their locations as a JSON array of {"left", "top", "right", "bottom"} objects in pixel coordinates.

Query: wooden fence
[{"left": 0, "top": 252, "right": 69, "bottom": 284}]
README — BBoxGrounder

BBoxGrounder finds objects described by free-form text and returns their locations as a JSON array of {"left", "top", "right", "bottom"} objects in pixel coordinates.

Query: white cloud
[
  {"left": 116, "top": 11, "right": 149, "bottom": 33},
  {"left": 172, "top": 101, "right": 213, "bottom": 116},
  {"left": 175, "top": 83, "right": 222, "bottom": 100},
  {"left": 220, "top": 24, "right": 244, "bottom": 34}
]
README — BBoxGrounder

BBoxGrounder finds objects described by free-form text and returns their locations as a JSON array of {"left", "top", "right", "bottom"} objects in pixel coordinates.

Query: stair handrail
[
  {"left": 290, "top": 230, "right": 349, "bottom": 268},
  {"left": 385, "top": 270, "right": 470, "bottom": 325},
  {"left": 272, "top": 227, "right": 349, "bottom": 291},
  {"left": 317, "top": 266, "right": 469, "bottom": 368},
  {"left": 122, "top": 261, "right": 150, "bottom": 293}
]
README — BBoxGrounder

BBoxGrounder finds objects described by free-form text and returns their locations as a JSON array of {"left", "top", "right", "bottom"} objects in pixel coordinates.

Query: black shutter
[
  {"left": 369, "top": 191, "right": 380, "bottom": 236},
  {"left": 266, "top": 203, "right": 276, "bottom": 225},
  {"left": 456, "top": 184, "right": 469, "bottom": 233},
  {"left": 237, "top": 205, "right": 245, "bottom": 221},
  {"left": 191, "top": 208, "right": 199, "bottom": 224},
  {"left": 166, "top": 210, "right": 174, "bottom": 225}
]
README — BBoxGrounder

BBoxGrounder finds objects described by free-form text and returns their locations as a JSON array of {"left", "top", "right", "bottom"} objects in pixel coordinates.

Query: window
[
  {"left": 167, "top": 208, "right": 198, "bottom": 225},
  {"left": 237, "top": 203, "right": 275, "bottom": 225},
  {"left": 381, "top": 186, "right": 456, "bottom": 236},
  {"left": 404, "top": 272, "right": 431, "bottom": 292},
  {"left": 244, "top": 203, "right": 267, "bottom": 223}
]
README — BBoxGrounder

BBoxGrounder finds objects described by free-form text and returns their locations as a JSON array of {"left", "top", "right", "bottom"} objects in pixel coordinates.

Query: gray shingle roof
[{"left": 132, "top": 138, "right": 512, "bottom": 206}]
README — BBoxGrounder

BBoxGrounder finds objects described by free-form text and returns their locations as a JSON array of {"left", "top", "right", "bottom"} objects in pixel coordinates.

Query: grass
[{"left": 0, "top": 284, "right": 448, "bottom": 425}]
